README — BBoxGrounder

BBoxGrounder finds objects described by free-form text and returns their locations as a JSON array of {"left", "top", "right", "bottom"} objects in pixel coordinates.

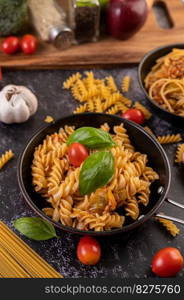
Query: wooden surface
[{"left": 0, "top": 0, "right": 183, "bottom": 69}]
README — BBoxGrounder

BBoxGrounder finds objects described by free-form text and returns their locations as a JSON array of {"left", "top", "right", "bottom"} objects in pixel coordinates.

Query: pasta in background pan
[{"left": 145, "top": 48, "right": 184, "bottom": 116}]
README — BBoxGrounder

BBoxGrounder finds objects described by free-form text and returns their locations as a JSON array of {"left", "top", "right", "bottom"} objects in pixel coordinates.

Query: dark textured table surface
[{"left": 0, "top": 67, "right": 184, "bottom": 278}]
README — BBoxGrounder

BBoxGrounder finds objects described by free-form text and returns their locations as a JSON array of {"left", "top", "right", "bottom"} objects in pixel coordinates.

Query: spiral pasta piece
[
  {"left": 73, "top": 103, "right": 88, "bottom": 114},
  {"left": 59, "top": 196, "right": 73, "bottom": 227},
  {"left": 52, "top": 167, "right": 80, "bottom": 201},
  {"left": 134, "top": 102, "right": 152, "bottom": 120},
  {"left": 106, "top": 76, "right": 118, "bottom": 92},
  {"left": 63, "top": 73, "right": 81, "bottom": 89},
  {"left": 106, "top": 104, "right": 120, "bottom": 115},
  {"left": 122, "top": 76, "right": 131, "bottom": 92},
  {"left": 32, "top": 123, "right": 159, "bottom": 231},
  {"left": 157, "top": 134, "right": 182, "bottom": 144},
  {"left": 175, "top": 143, "right": 184, "bottom": 163},
  {"left": 156, "top": 217, "right": 180, "bottom": 236}
]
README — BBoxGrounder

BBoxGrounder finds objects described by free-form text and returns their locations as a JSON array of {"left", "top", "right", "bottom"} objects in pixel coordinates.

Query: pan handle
[
  {"left": 155, "top": 213, "right": 184, "bottom": 225},
  {"left": 155, "top": 197, "right": 184, "bottom": 225}
]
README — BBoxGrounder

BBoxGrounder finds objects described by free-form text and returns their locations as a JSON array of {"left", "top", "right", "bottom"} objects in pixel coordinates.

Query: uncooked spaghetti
[
  {"left": 0, "top": 221, "right": 62, "bottom": 278},
  {"left": 145, "top": 48, "right": 184, "bottom": 116}
]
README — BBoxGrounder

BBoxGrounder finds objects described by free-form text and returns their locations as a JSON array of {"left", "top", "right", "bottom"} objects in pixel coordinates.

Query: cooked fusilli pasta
[
  {"left": 63, "top": 72, "right": 135, "bottom": 115},
  {"left": 32, "top": 124, "right": 159, "bottom": 231},
  {"left": 134, "top": 102, "right": 152, "bottom": 120}
]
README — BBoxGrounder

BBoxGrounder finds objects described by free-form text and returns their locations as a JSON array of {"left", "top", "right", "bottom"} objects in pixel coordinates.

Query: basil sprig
[
  {"left": 67, "top": 127, "right": 115, "bottom": 149},
  {"left": 79, "top": 151, "right": 114, "bottom": 195},
  {"left": 13, "top": 217, "right": 58, "bottom": 241}
]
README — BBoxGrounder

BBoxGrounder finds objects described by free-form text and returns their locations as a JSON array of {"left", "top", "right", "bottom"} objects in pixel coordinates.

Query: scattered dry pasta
[
  {"left": 156, "top": 217, "right": 180, "bottom": 237},
  {"left": 157, "top": 134, "right": 182, "bottom": 144},
  {"left": 32, "top": 124, "right": 159, "bottom": 232},
  {"left": 63, "top": 72, "right": 133, "bottom": 115},
  {"left": 145, "top": 48, "right": 184, "bottom": 116},
  {"left": 63, "top": 71, "right": 154, "bottom": 121},
  {"left": 175, "top": 143, "right": 184, "bottom": 163},
  {"left": 44, "top": 116, "right": 54, "bottom": 123},
  {"left": 0, "top": 150, "right": 14, "bottom": 170},
  {"left": 134, "top": 102, "right": 152, "bottom": 120},
  {"left": 122, "top": 76, "right": 131, "bottom": 92},
  {"left": 143, "top": 126, "right": 155, "bottom": 136}
]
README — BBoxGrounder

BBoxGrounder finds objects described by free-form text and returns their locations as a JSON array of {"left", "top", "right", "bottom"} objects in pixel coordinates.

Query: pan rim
[
  {"left": 138, "top": 43, "right": 184, "bottom": 121},
  {"left": 17, "top": 113, "right": 171, "bottom": 236}
]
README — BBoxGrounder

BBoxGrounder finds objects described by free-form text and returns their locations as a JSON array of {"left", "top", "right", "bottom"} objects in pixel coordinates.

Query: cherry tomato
[
  {"left": 2, "top": 36, "right": 20, "bottom": 55},
  {"left": 20, "top": 34, "right": 38, "bottom": 54},
  {"left": 68, "top": 143, "right": 88, "bottom": 167},
  {"left": 152, "top": 247, "right": 184, "bottom": 277},
  {"left": 122, "top": 108, "right": 145, "bottom": 124},
  {"left": 77, "top": 236, "right": 101, "bottom": 265}
]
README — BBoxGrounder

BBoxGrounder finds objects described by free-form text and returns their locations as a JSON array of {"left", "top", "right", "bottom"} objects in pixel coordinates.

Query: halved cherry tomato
[
  {"left": 77, "top": 236, "right": 101, "bottom": 265},
  {"left": 20, "top": 34, "right": 38, "bottom": 54},
  {"left": 2, "top": 36, "right": 20, "bottom": 55},
  {"left": 122, "top": 108, "right": 145, "bottom": 124},
  {"left": 68, "top": 142, "right": 88, "bottom": 167},
  {"left": 152, "top": 247, "right": 184, "bottom": 277}
]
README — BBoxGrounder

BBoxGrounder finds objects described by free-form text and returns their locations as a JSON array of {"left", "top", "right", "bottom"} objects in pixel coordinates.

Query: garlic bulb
[{"left": 0, "top": 85, "right": 38, "bottom": 124}]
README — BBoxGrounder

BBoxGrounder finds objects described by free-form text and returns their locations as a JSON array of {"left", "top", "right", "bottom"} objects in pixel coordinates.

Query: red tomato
[
  {"left": 77, "top": 236, "right": 101, "bottom": 265},
  {"left": 122, "top": 108, "right": 145, "bottom": 124},
  {"left": 21, "top": 34, "right": 38, "bottom": 54},
  {"left": 152, "top": 247, "right": 184, "bottom": 277},
  {"left": 2, "top": 36, "right": 20, "bottom": 54},
  {"left": 68, "top": 143, "right": 88, "bottom": 167}
]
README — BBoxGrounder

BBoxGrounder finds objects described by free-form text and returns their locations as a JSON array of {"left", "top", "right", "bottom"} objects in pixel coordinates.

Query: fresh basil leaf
[
  {"left": 13, "top": 217, "right": 58, "bottom": 241},
  {"left": 79, "top": 151, "right": 114, "bottom": 195},
  {"left": 67, "top": 127, "right": 115, "bottom": 149}
]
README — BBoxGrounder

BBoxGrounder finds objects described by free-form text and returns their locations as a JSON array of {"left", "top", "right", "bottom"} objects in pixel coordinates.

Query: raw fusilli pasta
[
  {"left": 0, "top": 150, "right": 14, "bottom": 170},
  {"left": 44, "top": 116, "right": 54, "bottom": 123},
  {"left": 175, "top": 143, "right": 184, "bottom": 163},
  {"left": 134, "top": 102, "right": 152, "bottom": 120},
  {"left": 156, "top": 217, "right": 180, "bottom": 236},
  {"left": 63, "top": 73, "right": 81, "bottom": 89},
  {"left": 157, "top": 134, "right": 182, "bottom": 144},
  {"left": 63, "top": 72, "right": 135, "bottom": 115}
]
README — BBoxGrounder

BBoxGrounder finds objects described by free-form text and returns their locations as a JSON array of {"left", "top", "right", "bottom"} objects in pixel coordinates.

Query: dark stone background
[{"left": 0, "top": 67, "right": 183, "bottom": 278}]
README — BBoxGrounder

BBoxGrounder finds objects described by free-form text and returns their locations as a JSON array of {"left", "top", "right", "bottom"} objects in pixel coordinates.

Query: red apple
[{"left": 107, "top": 0, "right": 148, "bottom": 40}]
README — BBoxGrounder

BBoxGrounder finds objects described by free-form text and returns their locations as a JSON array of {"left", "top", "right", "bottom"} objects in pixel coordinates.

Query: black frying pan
[
  {"left": 138, "top": 43, "right": 184, "bottom": 127},
  {"left": 17, "top": 113, "right": 184, "bottom": 236}
]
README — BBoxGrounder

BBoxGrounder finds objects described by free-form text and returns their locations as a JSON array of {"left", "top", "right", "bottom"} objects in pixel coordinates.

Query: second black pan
[
  {"left": 17, "top": 113, "right": 172, "bottom": 236},
  {"left": 138, "top": 43, "right": 184, "bottom": 127}
]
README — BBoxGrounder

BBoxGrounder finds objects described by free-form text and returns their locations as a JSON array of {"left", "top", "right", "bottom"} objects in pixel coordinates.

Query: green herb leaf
[
  {"left": 79, "top": 151, "right": 114, "bottom": 195},
  {"left": 13, "top": 217, "right": 58, "bottom": 241},
  {"left": 67, "top": 127, "right": 115, "bottom": 149}
]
